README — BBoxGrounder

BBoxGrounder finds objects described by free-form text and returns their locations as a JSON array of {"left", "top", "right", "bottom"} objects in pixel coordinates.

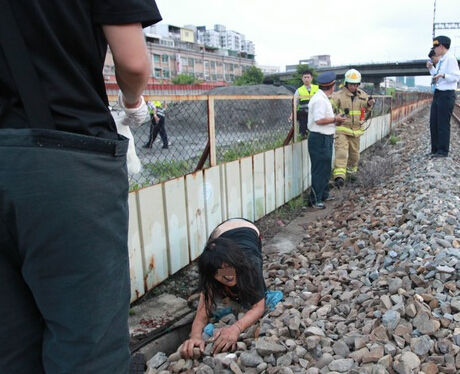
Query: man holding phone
[{"left": 427, "top": 36, "right": 460, "bottom": 158}]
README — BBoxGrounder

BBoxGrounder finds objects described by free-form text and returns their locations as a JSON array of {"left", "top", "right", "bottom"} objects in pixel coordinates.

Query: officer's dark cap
[
  {"left": 433, "top": 35, "right": 451, "bottom": 49},
  {"left": 317, "top": 71, "right": 336, "bottom": 86}
]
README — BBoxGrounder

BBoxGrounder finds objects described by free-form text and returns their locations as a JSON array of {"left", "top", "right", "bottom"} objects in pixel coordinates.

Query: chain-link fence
[
  {"left": 109, "top": 88, "right": 428, "bottom": 190},
  {"left": 213, "top": 96, "right": 292, "bottom": 163}
]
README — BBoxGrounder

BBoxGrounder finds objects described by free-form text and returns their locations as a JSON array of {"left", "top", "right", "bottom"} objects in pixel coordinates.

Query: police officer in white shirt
[
  {"left": 307, "top": 72, "right": 345, "bottom": 209},
  {"left": 428, "top": 35, "right": 460, "bottom": 157}
]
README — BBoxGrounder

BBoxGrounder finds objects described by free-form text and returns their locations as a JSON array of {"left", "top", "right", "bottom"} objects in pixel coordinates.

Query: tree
[
  {"left": 233, "top": 66, "right": 264, "bottom": 86},
  {"left": 286, "top": 64, "right": 317, "bottom": 88},
  {"left": 172, "top": 73, "right": 197, "bottom": 85}
]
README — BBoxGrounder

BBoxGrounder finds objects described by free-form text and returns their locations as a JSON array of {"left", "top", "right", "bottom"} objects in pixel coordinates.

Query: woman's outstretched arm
[
  {"left": 212, "top": 298, "right": 265, "bottom": 354},
  {"left": 180, "top": 293, "right": 208, "bottom": 359}
]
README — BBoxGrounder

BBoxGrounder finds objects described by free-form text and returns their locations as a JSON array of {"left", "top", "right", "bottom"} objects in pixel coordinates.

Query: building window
[
  {"left": 163, "top": 70, "right": 170, "bottom": 78},
  {"left": 188, "top": 58, "right": 194, "bottom": 67},
  {"left": 154, "top": 68, "right": 161, "bottom": 78},
  {"left": 153, "top": 54, "right": 160, "bottom": 63},
  {"left": 162, "top": 54, "right": 169, "bottom": 63},
  {"left": 211, "top": 74, "right": 217, "bottom": 81},
  {"left": 210, "top": 61, "right": 216, "bottom": 69}
]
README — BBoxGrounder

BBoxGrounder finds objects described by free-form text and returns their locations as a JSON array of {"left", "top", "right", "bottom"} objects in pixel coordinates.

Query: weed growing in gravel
[{"left": 390, "top": 134, "right": 401, "bottom": 145}]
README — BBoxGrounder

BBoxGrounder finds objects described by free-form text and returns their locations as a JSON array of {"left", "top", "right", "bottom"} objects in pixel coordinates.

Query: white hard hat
[{"left": 344, "top": 69, "right": 361, "bottom": 84}]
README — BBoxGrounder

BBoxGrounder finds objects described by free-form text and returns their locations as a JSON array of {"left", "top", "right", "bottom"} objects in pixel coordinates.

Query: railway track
[{"left": 453, "top": 100, "right": 460, "bottom": 125}]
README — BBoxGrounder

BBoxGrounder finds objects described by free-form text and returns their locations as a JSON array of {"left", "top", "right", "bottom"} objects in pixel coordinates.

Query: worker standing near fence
[
  {"left": 331, "top": 69, "right": 374, "bottom": 187},
  {"left": 144, "top": 100, "right": 169, "bottom": 149},
  {"left": 307, "top": 72, "right": 345, "bottom": 209},
  {"left": 292, "top": 70, "right": 319, "bottom": 138}
]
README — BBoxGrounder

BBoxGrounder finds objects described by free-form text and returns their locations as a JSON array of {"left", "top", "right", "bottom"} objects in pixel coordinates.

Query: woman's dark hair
[{"left": 198, "top": 237, "right": 261, "bottom": 317}]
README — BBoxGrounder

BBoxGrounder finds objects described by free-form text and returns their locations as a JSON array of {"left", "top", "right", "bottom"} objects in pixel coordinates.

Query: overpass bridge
[{"left": 271, "top": 58, "right": 460, "bottom": 87}]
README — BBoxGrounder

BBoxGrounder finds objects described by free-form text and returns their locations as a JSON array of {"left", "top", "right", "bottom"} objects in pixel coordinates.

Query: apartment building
[
  {"left": 104, "top": 37, "right": 255, "bottom": 84},
  {"left": 286, "top": 55, "right": 332, "bottom": 72},
  {"left": 103, "top": 22, "right": 256, "bottom": 84}
]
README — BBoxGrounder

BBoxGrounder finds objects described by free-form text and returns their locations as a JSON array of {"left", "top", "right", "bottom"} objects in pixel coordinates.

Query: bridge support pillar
[{"left": 365, "top": 77, "right": 383, "bottom": 94}]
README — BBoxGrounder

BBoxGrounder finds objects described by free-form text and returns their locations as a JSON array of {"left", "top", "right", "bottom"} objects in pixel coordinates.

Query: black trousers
[
  {"left": 146, "top": 117, "right": 168, "bottom": 148},
  {"left": 308, "top": 131, "right": 333, "bottom": 204},
  {"left": 297, "top": 110, "right": 309, "bottom": 137},
  {"left": 0, "top": 129, "right": 131, "bottom": 374},
  {"left": 429, "top": 89, "right": 455, "bottom": 155}
]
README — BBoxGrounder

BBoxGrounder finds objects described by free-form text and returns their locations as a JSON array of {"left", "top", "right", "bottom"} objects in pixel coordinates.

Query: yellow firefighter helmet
[{"left": 344, "top": 69, "right": 361, "bottom": 84}]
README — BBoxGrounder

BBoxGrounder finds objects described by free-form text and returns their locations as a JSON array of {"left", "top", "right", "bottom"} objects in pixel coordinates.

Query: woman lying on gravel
[{"left": 181, "top": 218, "right": 267, "bottom": 358}]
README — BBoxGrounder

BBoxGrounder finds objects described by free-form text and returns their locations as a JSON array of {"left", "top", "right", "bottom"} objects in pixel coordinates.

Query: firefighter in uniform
[
  {"left": 292, "top": 70, "right": 319, "bottom": 138},
  {"left": 331, "top": 69, "right": 374, "bottom": 187}
]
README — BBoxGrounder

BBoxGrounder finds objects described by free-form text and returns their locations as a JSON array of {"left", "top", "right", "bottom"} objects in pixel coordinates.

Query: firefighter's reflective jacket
[{"left": 330, "top": 87, "right": 372, "bottom": 137}]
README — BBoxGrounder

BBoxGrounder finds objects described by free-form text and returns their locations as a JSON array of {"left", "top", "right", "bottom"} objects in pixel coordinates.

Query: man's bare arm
[{"left": 103, "top": 24, "right": 150, "bottom": 108}]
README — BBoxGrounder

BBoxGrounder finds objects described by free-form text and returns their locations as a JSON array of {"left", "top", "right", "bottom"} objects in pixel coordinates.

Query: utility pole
[{"left": 432, "top": 0, "right": 460, "bottom": 38}]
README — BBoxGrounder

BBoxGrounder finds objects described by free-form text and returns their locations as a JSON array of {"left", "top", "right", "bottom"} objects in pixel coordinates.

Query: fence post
[{"left": 208, "top": 96, "right": 217, "bottom": 167}]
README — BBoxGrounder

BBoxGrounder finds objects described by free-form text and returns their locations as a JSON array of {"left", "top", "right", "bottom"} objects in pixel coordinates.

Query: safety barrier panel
[{"left": 124, "top": 92, "right": 430, "bottom": 302}]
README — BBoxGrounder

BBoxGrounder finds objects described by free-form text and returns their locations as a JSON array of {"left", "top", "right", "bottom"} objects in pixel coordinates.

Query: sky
[{"left": 155, "top": 0, "right": 460, "bottom": 84}]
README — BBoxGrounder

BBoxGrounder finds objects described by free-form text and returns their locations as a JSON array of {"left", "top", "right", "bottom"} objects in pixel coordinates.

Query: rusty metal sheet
[
  {"left": 253, "top": 153, "right": 265, "bottom": 220},
  {"left": 284, "top": 144, "right": 293, "bottom": 202},
  {"left": 128, "top": 192, "right": 144, "bottom": 303},
  {"left": 225, "top": 160, "right": 242, "bottom": 219},
  {"left": 240, "top": 156, "right": 254, "bottom": 221},
  {"left": 264, "top": 150, "right": 275, "bottom": 214},
  {"left": 274, "top": 147, "right": 285, "bottom": 208},
  {"left": 292, "top": 142, "right": 302, "bottom": 198},
  {"left": 203, "top": 165, "right": 223, "bottom": 237},
  {"left": 185, "top": 172, "right": 207, "bottom": 261},
  {"left": 137, "top": 184, "right": 169, "bottom": 291},
  {"left": 301, "top": 139, "right": 311, "bottom": 192},
  {"left": 164, "top": 178, "right": 189, "bottom": 275}
]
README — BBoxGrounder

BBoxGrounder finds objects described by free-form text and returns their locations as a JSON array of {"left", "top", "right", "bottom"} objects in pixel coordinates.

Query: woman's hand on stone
[
  {"left": 180, "top": 336, "right": 205, "bottom": 359},
  {"left": 211, "top": 325, "right": 239, "bottom": 354}
]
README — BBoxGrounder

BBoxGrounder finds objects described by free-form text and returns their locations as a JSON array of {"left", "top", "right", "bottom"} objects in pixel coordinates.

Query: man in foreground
[{"left": 0, "top": 1, "right": 161, "bottom": 373}]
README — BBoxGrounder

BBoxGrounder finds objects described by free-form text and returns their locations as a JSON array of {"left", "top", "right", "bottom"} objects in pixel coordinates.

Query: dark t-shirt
[
  {"left": 219, "top": 227, "right": 266, "bottom": 307},
  {"left": 0, "top": 0, "right": 161, "bottom": 139}
]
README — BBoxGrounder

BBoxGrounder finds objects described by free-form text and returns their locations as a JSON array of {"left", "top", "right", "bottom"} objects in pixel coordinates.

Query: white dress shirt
[
  {"left": 429, "top": 51, "right": 460, "bottom": 91},
  {"left": 307, "top": 89, "right": 336, "bottom": 135}
]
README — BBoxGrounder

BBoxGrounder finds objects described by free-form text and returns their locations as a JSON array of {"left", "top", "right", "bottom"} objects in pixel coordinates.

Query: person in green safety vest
[{"left": 291, "top": 70, "right": 319, "bottom": 138}]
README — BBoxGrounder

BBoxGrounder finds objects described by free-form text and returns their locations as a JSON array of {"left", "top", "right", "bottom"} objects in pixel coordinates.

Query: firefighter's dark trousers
[
  {"left": 0, "top": 129, "right": 131, "bottom": 374},
  {"left": 430, "top": 89, "right": 455, "bottom": 156},
  {"left": 308, "top": 131, "right": 333, "bottom": 205}
]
